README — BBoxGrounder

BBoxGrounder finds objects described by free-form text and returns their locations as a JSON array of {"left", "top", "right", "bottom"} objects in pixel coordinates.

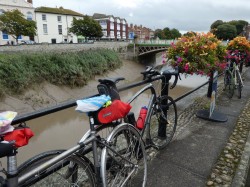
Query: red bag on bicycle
[
  {"left": 4, "top": 126, "right": 34, "bottom": 148},
  {"left": 98, "top": 100, "right": 132, "bottom": 124}
]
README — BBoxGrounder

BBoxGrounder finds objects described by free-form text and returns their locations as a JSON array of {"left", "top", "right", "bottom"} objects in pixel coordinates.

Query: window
[
  {"left": 27, "top": 12, "right": 33, "bottom": 20},
  {"left": 57, "top": 16, "right": 62, "bottom": 22},
  {"left": 18, "top": 35, "right": 22, "bottom": 40},
  {"left": 2, "top": 31, "right": 8, "bottom": 40},
  {"left": 58, "top": 25, "right": 62, "bottom": 35},
  {"left": 42, "top": 14, "right": 46, "bottom": 21},
  {"left": 43, "top": 24, "right": 48, "bottom": 34}
]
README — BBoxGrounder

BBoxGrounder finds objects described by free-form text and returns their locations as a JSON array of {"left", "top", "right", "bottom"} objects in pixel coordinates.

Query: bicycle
[
  {"left": 0, "top": 77, "right": 147, "bottom": 187},
  {"left": 123, "top": 65, "right": 180, "bottom": 150},
  {"left": 224, "top": 51, "right": 244, "bottom": 99}
]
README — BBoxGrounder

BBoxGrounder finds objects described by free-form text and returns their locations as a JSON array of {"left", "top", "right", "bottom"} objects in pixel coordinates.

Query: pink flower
[
  {"left": 184, "top": 63, "right": 189, "bottom": 72},
  {"left": 177, "top": 57, "right": 183, "bottom": 63},
  {"left": 198, "top": 70, "right": 204, "bottom": 75},
  {"left": 184, "top": 48, "right": 188, "bottom": 54}
]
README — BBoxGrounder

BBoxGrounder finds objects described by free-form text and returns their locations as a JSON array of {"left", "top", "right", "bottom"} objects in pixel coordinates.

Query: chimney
[{"left": 27, "top": 0, "right": 33, "bottom": 4}]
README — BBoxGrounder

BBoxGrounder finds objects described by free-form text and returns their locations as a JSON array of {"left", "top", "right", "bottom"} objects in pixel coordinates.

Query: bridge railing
[{"left": 137, "top": 39, "right": 177, "bottom": 45}]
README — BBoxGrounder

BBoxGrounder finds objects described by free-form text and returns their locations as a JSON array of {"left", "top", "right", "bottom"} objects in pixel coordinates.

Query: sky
[{"left": 33, "top": 0, "right": 250, "bottom": 33}]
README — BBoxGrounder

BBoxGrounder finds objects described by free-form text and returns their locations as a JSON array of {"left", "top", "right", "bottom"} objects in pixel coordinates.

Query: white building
[
  {"left": 35, "top": 6, "right": 84, "bottom": 43},
  {"left": 0, "top": 1, "right": 128, "bottom": 44},
  {"left": 0, "top": 0, "right": 35, "bottom": 45}
]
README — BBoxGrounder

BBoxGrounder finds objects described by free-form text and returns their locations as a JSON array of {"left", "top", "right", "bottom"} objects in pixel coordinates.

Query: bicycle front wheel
[
  {"left": 149, "top": 95, "right": 177, "bottom": 149},
  {"left": 101, "top": 123, "right": 147, "bottom": 187},
  {"left": 18, "top": 152, "right": 96, "bottom": 187}
]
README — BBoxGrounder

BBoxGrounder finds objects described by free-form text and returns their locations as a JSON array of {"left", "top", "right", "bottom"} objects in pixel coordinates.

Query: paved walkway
[{"left": 145, "top": 67, "right": 250, "bottom": 187}]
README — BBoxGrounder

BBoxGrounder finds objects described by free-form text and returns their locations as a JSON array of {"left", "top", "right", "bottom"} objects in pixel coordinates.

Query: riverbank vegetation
[{"left": 0, "top": 49, "right": 122, "bottom": 99}]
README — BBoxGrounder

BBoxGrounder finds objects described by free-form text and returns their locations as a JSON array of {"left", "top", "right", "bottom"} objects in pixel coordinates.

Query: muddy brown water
[{"left": 1, "top": 56, "right": 209, "bottom": 167}]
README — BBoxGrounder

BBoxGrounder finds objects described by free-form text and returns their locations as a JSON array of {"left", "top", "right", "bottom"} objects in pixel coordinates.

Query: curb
[{"left": 231, "top": 99, "right": 250, "bottom": 187}]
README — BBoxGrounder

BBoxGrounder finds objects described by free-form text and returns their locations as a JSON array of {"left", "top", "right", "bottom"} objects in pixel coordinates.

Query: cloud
[{"left": 33, "top": 0, "right": 250, "bottom": 32}]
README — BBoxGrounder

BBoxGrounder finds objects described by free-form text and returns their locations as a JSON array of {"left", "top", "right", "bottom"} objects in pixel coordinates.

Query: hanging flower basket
[
  {"left": 226, "top": 36, "right": 250, "bottom": 63},
  {"left": 167, "top": 32, "right": 227, "bottom": 76},
  {"left": 227, "top": 36, "right": 250, "bottom": 52}
]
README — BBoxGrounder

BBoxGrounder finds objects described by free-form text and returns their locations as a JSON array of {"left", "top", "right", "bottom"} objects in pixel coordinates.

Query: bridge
[
  {"left": 135, "top": 39, "right": 174, "bottom": 56},
  {"left": 138, "top": 45, "right": 169, "bottom": 56}
]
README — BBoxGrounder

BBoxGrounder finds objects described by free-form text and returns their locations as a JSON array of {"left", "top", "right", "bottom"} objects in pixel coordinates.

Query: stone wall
[{"left": 0, "top": 41, "right": 129, "bottom": 54}]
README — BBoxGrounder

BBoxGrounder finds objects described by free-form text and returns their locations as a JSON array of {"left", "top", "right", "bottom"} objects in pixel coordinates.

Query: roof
[
  {"left": 92, "top": 13, "right": 113, "bottom": 19},
  {"left": 35, "top": 6, "right": 84, "bottom": 16}
]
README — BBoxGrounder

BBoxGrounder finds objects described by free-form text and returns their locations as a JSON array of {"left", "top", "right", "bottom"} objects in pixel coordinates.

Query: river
[{"left": 1, "top": 53, "right": 209, "bottom": 166}]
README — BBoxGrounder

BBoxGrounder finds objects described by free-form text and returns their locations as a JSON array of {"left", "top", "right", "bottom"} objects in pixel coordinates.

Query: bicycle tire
[
  {"left": 223, "top": 70, "right": 230, "bottom": 90},
  {"left": 236, "top": 70, "right": 242, "bottom": 99},
  {"left": 148, "top": 95, "right": 177, "bottom": 149},
  {"left": 227, "top": 71, "right": 235, "bottom": 98},
  {"left": 101, "top": 123, "right": 147, "bottom": 187},
  {"left": 18, "top": 152, "right": 96, "bottom": 187},
  {"left": 78, "top": 123, "right": 119, "bottom": 162}
]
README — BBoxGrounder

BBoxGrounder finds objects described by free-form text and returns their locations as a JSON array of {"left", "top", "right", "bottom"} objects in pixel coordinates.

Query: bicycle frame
[
  {"left": 127, "top": 83, "right": 157, "bottom": 147},
  {"left": 17, "top": 122, "right": 137, "bottom": 186},
  {"left": 233, "top": 62, "right": 244, "bottom": 86}
]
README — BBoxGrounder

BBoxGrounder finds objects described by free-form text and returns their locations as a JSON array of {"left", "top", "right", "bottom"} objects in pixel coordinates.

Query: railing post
[{"left": 158, "top": 74, "right": 171, "bottom": 138}]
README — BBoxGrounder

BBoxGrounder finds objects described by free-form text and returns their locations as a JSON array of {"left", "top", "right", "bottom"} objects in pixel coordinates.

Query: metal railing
[{"left": 12, "top": 73, "right": 218, "bottom": 125}]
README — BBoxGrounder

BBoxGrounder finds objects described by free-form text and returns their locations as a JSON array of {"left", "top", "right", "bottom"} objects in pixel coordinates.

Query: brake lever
[{"left": 170, "top": 74, "right": 178, "bottom": 89}]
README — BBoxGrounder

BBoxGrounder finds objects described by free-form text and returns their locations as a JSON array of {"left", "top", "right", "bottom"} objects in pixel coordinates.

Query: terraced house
[
  {"left": 0, "top": 0, "right": 130, "bottom": 44},
  {"left": 92, "top": 13, "right": 128, "bottom": 41},
  {"left": 0, "top": 0, "right": 35, "bottom": 45}
]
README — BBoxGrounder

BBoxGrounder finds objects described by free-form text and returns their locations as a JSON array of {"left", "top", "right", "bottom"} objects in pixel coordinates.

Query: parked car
[{"left": 21, "top": 40, "right": 35, "bottom": 44}]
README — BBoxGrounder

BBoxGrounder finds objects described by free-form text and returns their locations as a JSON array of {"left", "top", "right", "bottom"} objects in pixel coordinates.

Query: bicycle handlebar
[{"left": 141, "top": 66, "right": 180, "bottom": 89}]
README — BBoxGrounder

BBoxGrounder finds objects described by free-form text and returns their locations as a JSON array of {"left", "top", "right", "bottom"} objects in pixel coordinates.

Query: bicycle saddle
[{"left": 98, "top": 77, "right": 125, "bottom": 84}]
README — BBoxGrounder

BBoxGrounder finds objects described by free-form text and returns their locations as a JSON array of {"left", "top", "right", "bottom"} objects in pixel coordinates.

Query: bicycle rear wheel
[
  {"left": 236, "top": 70, "right": 242, "bottom": 99},
  {"left": 101, "top": 123, "right": 147, "bottom": 187},
  {"left": 225, "top": 71, "right": 235, "bottom": 98},
  {"left": 18, "top": 151, "right": 96, "bottom": 187},
  {"left": 148, "top": 95, "right": 177, "bottom": 149}
]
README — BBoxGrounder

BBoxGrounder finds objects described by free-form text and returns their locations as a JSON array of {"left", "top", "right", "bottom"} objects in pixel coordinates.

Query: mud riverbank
[{"left": 0, "top": 60, "right": 145, "bottom": 115}]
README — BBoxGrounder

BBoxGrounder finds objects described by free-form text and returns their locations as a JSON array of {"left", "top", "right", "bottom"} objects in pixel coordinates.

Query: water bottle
[{"left": 136, "top": 106, "right": 148, "bottom": 130}]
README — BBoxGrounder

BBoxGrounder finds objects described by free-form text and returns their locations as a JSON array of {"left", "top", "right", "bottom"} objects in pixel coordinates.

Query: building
[
  {"left": 92, "top": 13, "right": 128, "bottom": 41},
  {"left": 128, "top": 24, "right": 154, "bottom": 42},
  {"left": 35, "top": 6, "right": 84, "bottom": 43},
  {"left": 0, "top": 0, "right": 35, "bottom": 45},
  {"left": 0, "top": 1, "right": 147, "bottom": 44}
]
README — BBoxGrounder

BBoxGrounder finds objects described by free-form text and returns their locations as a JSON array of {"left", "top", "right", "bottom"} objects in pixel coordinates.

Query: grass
[{"left": 0, "top": 49, "right": 122, "bottom": 99}]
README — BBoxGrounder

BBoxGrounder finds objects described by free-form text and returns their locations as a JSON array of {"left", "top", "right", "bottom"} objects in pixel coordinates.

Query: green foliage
[
  {"left": 0, "top": 49, "right": 122, "bottom": 98},
  {"left": 170, "top": 28, "right": 182, "bottom": 39},
  {"left": 154, "top": 28, "right": 182, "bottom": 39},
  {"left": 69, "top": 16, "right": 103, "bottom": 39},
  {"left": 210, "top": 19, "right": 248, "bottom": 39},
  {"left": 210, "top": 20, "right": 224, "bottom": 31},
  {"left": 228, "top": 20, "right": 248, "bottom": 35},
  {"left": 0, "top": 9, "right": 37, "bottom": 44},
  {"left": 215, "top": 24, "right": 237, "bottom": 40}
]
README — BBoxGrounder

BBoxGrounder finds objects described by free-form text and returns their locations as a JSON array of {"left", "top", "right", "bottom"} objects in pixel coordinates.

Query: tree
[
  {"left": 210, "top": 20, "right": 224, "bottom": 32},
  {"left": 228, "top": 20, "right": 248, "bottom": 35},
  {"left": 0, "top": 9, "right": 36, "bottom": 44},
  {"left": 154, "top": 29, "right": 164, "bottom": 39},
  {"left": 69, "top": 16, "right": 103, "bottom": 40},
  {"left": 215, "top": 24, "right": 237, "bottom": 40},
  {"left": 170, "top": 28, "right": 181, "bottom": 39},
  {"left": 163, "top": 27, "right": 172, "bottom": 39}
]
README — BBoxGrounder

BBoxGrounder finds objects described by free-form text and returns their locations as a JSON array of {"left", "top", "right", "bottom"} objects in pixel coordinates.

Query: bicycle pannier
[
  {"left": 4, "top": 126, "right": 34, "bottom": 148},
  {"left": 98, "top": 100, "right": 132, "bottom": 124}
]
